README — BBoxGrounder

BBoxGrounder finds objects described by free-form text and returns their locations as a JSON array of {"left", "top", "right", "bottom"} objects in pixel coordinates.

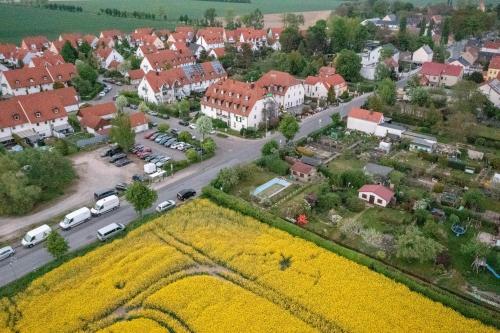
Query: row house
[
  {"left": 303, "top": 74, "right": 347, "bottom": 100},
  {"left": 99, "top": 30, "right": 125, "bottom": 42},
  {"left": 96, "top": 37, "right": 116, "bottom": 50},
  {"left": 28, "top": 51, "right": 65, "bottom": 68},
  {"left": 95, "top": 48, "right": 124, "bottom": 70},
  {"left": 129, "top": 33, "right": 165, "bottom": 49},
  {"left": 256, "top": 70, "right": 304, "bottom": 109},
  {"left": 21, "top": 36, "right": 50, "bottom": 52},
  {"left": 127, "top": 69, "right": 146, "bottom": 86},
  {"left": 0, "top": 44, "right": 17, "bottom": 64},
  {"left": 0, "top": 90, "right": 71, "bottom": 144},
  {"left": 209, "top": 48, "right": 225, "bottom": 59},
  {"left": 136, "top": 45, "right": 158, "bottom": 58},
  {"left": 201, "top": 79, "right": 269, "bottom": 131},
  {"left": 140, "top": 49, "right": 196, "bottom": 73},
  {"left": 0, "top": 63, "right": 76, "bottom": 96},
  {"left": 134, "top": 27, "right": 154, "bottom": 35},
  {"left": 420, "top": 62, "right": 463, "bottom": 87},
  {"left": 196, "top": 31, "right": 225, "bottom": 50},
  {"left": 78, "top": 102, "right": 148, "bottom": 134},
  {"left": 138, "top": 61, "right": 226, "bottom": 104},
  {"left": 155, "top": 29, "right": 171, "bottom": 42},
  {"left": 167, "top": 26, "right": 195, "bottom": 44}
]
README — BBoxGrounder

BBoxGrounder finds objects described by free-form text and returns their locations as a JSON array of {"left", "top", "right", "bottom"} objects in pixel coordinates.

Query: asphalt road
[{"left": 0, "top": 73, "right": 415, "bottom": 287}]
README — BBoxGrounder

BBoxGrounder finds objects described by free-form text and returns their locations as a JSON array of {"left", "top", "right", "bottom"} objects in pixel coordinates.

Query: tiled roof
[
  {"left": 128, "top": 69, "right": 145, "bottom": 81},
  {"left": 256, "top": 70, "right": 300, "bottom": 95},
  {"left": 144, "top": 49, "right": 195, "bottom": 70},
  {"left": 489, "top": 56, "right": 500, "bottom": 70},
  {"left": 143, "top": 68, "right": 186, "bottom": 92},
  {"left": 291, "top": 161, "right": 313, "bottom": 174},
  {"left": 484, "top": 41, "right": 500, "bottom": 50},
  {"left": 175, "top": 26, "right": 194, "bottom": 34},
  {"left": 197, "top": 27, "right": 224, "bottom": 38},
  {"left": 30, "top": 51, "right": 64, "bottom": 67},
  {"left": 169, "top": 31, "right": 192, "bottom": 43},
  {"left": 78, "top": 102, "right": 117, "bottom": 118},
  {"left": 134, "top": 27, "right": 154, "bottom": 34},
  {"left": 46, "top": 87, "right": 79, "bottom": 107},
  {"left": 318, "top": 66, "right": 336, "bottom": 77},
  {"left": 0, "top": 44, "right": 17, "bottom": 58},
  {"left": 96, "top": 47, "right": 113, "bottom": 59},
  {"left": 202, "top": 78, "right": 266, "bottom": 117},
  {"left": 348, "top": 108, "right": 383, "bottom": 123},
  {"left": 304, "top": 74, "right": 346, "bottom": 89},
  {"left": 100, "top": 29, "right": 124, "bottom": 39},
  {"left": 22, "top": 36, "right": 49, "bottom": 51},
  {"left": 138, "top": 45, "right": 158, "bottom": 55},
  {"left": 0, "top": 99, "right": 28, "bottom": 128},
  {"left": 421, "top": 62, "right": 462, "bottom": 77},
  {"left": 358, "top": 184, "right": 395, "bottom": 202},
  {"left": 3, "top": 67, "right": 53, "bottom": 89},
  {"left": 198, "top": 31, "right": 224, "bottom": 44},
  {"left": 210, "top": 47, "right": 225, "bottom": 58},
  {"left": 268, "top": 27, "right": 284, "bottom": 38},
  {"left": 129, "top": 112, "right": 148, "bottom": 127},
  {"left": 80, "top": 114, "right": 108, "bottom": 131},
  {"left": 46, "top": 63, "right": 76, "bottom": 82},
  {"left": 237, "top": 28, "right": 267, "bottom": 41}
]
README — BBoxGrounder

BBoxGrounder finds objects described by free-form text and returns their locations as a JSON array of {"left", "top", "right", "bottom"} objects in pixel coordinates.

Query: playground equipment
[
  {"left": 472, "top": 257, "right": 500, "bottom": 279},
  {"left": 451, "top": 223, "right": 467, "bottom": 236}
]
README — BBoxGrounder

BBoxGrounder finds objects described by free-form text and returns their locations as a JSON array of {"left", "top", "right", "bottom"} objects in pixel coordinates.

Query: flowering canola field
[{"left": 0, "top": 199, "right": 496, "bottom": 333}]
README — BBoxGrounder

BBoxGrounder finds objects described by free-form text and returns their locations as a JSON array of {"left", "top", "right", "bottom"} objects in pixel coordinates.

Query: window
[
  {"left": 35, "top": 112, "right": 41, "bottom": 118},
  {"left": 361, "top": 194, "right": 367, "bottom": 199},
  {"left": 377, "top": 199, "right": 383, "bottom": 204},
  {"left": 53, "top": 107, "right": 59, "bottom": 114},
  {"left": 13, "top": 114, "right": 20, "bottom": 121}
]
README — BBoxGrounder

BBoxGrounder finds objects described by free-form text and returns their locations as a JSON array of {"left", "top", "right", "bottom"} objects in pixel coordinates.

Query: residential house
[
  {"left": 138, "top": 61, "right": 226, "bottom": 104},
  {"left": 479, "top": 40, "right": 500, "bottom": 62},
  {"left": 127, "top": 69, "right": 146, "bottom": 86},
  {"left": 0, "top": 90, "right": 71, "bottom": 145},
  {"left": 129, "top": 112, "right": 149, "bottom": 133},
  {"left": 403, "top": 131, "right": 437, "bottom": 153},
  {"left": 140, "top": 49, "right": 196, "bottom": 73},
  {"left": 486, "top": 56, "right": 500, "bottom": 80},
  {"left": 303, "top": 74, "right": 347, "bottom": 100},
  {"left": 129, "top": 33, "right": 164, "bottom": 49},
  {"left": 0, "top": 44, "right": 17, "bottom": 64},
  {"left": 95, "top": 48, "right": 124, "bottom": 70},
  {"left": 21, "top": 36, "right": 50, "bottom": 52},
  {"left": 155, "top": 29, "right": 171, "bottom": 42},
  {"left": 318, "top": 66, "right": 336, "bottom": 77},
  {"left": 363, "top": 163, "right": 393, "bottom": 184},
  {"left": 346, "top": 108, "right": 384, "bottom": 135},
  {"left": 448, "top": 56, "right": 475, "bottom": 75},
  {"left": 201, "top": 78, "right": 269, "bottom": 131},
  {"left": 256, "top": 70, "right": 304, "bottom": 109},
  {"left": 237, "top": 28, "right": 268, "bottom": 50},
  {"left": 479, "top": 79, "right": 500, "bottom": 107},
  {"left": 208, "top": 48, "right": 225, "bottom": 59},
  {"left": 196, "top": 28, "right": 225, "bottom": 50},
  {"left": 136, "top": 45, "right": 158, "bottom": 58},
  {"left": 12, "top": 49, "right": 37, "bottom": 67},
  {"left": 420, "top": 62, "right": 463, "bottom": 87},
  {"left": 290, "top": 161, "right": 317, "bottom": 182},
  {"left": 167, "top": 27, "right": 194, "bottom": 44},
  {"left": 379, "top": 14, "right": 399, "bottom": 30},
  {"left": 96, "top": 37, "right": 115, "bottom": 49},
  {"left": 412, "top": 44, "right": 434, "bottom": 63},
  {"left": 44, "top": 87, "right": 80, "bottom": 112},
  {"left": 82, "top": 34, "right": 99, "bottom": 48},
  {"left": 99, "top": 30, "right": 125, "bottom": 42},
  {"left": 28, "top": 51, "right": 65, "bottom": 68},
  {"left": 267, "top": 27, "right": 283, "bottom": 51},
  {"left": 359, "top": 42, "right": 382, "bottom": 80},
  {"left": 134, "top": 27, "right": 155, "bottom": 35},
  {"left": 78, "top": 102, "right": 117, "bottom": 134},
  {"left": 358, "top": 184, "right": 395, "bottom": 207}
]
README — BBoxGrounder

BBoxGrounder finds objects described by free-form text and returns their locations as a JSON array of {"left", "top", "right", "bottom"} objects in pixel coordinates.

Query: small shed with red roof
[
  {"left": 346, "top": 108, "right": 384, "bottom": 135},
  {"left": 290, "top": 160, "right": 317, "bottom": 182},
  {"left": 358, "top": 184, "right": 395, "bottom": 207}
]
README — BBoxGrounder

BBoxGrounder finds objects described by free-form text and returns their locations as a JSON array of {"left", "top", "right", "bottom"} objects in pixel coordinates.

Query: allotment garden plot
[{"left": 0, "top": 199, "right": 496, "bottom": 333}]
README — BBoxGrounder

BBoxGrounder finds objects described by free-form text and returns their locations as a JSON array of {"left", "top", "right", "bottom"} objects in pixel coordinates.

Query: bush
[
  {"left": 345, "top": 196, "right": 365, "bottom": 212},
  {"left": 257, "top": 154, "right": 289, "bottom": 175},
  {"left": 296, "top": 146, "right": 314, "bottom": 157},
  {"left": 261, "top": 140, "right": 279, "bottom": 156},
  {"left": 432, "top": 182, "right": 444, "bottom": 193},
  {"left": 317, "top": 192, "right": 341, "bottom": 211}
]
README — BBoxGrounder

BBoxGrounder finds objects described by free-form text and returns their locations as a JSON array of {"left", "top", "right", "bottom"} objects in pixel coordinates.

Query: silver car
[{"left": 0, "top": 246, "right": 15, "bottom": 261}]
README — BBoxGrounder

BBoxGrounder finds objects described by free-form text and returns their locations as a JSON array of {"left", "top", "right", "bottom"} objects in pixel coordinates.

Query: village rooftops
[{"left": 421, "top": 62, "right": 463, "bottom": 77}]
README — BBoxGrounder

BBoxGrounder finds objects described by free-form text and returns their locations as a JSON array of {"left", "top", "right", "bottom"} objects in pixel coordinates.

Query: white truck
[
  {"left": 91, "top": 195, "right": 120, "bottom": 216},
  {"left": 21, "top": 224, "right": 51, "bottom": 248},
  {"left": 59, "top": 207, "right": 92, "bottom": 230}
]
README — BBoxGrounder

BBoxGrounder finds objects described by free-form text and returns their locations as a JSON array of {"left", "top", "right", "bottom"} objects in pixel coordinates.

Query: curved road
[{"left": 0, "top": 74, "right": 414, "bottom": 287}]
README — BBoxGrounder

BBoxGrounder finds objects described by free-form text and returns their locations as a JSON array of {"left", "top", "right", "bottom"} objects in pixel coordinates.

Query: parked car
[
  {"left": 155, "top": 134, "right": 167, "bottom": 143},
  {"left": 164, "top": 138, "right": 177, "bottom": 147},
  {"left": 150, "top": 133, "right": 162, "bottom": 140},
  {"left": 94, "top": 188, "right": 117, "bottom": 201},
  {"left": 170, "top": 142, "right": 183, "bottom": 150},
  {"left": 179, "top": 120, "right": 189, "bottom": 126},
  {"left": 97, "top": 223, "right": 125, "bottom": 241},
  {"left": 188, "top": 123, "right": 197, "bottom": 129},
  {"left": 144, "top": 131, "right": 157, "bottom": 139},
  {"left": 91, "top": 195, "right": 120, "bottom": 216},
  {"left": 149, "top": 111, "right": 158, "bottom": 116},
  {"left": 144, "top": 155, "right": 158, "bottom": 162},
  {"left": 137, "top": 151, "right": 151, "bottom": 159},
  {"left": 98, "top": 91, "right": 106, "bottom": 97},
  {"left": 156, "top": 200, "right": 176, "bottom": 213},
  {"left": 177, "top": 189, "right": 196, "bottom": 201},
  {"left": 130, "top": 104, "right": 138, "bottom": 110},
  {"left": 115, "top": 182, "right": 128, "bottom": 191},
  {"left": 109, "top": 153, "right": 127, "bottom": 163},
  {"left": 59, "top": 207, "right": 91, "bottom": 230},
  {"left": 101, "top": 146, "right": 121, "bottom": 158},
  {"left": 114, "top": 158, "right": 132, "bottom": 167},
  {"left": 132, "top": 174, "right": 147, "bottom": 182},
  {"left": 149, "top": 122, "right": 158, "bottom": 128},
  {"left": 0, "top": 246, "right": 15, "bottom": 261},
  {"left": 159, "top": 136, "right": 172, "bottom": 145},
  {"left": 158, "top": 114, "right": 170, "bottom": 119},
  {"left": 170, "top": 128, "right": 179, "bottom": 136},
  {"left": 21, "top": 224, "right": 51, "bottom": 248}
]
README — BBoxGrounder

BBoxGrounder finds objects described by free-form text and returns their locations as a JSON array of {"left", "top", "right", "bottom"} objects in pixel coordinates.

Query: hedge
[{"left": 202, "top": 186, "right": 500, "bottom": 329}]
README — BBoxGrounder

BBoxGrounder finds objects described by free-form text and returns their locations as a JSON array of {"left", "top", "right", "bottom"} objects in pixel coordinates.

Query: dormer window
[
  {"left": 228, "top": 92, "right": 232, "bottom": 97},
  {"left": 57, "top": 75, "right": 62, "bottom": 80},
  {"left": 236, "top": 93, "right": 240, "bottom": 98},
  {"left": 29, "top": 78, "right": 34, "bottom": 83},
  {"left": 53, "top": 107, "right": 59, "bottom": 114},
  {"left": 233, "top": 104, "right": 237, "bottom": 109},
  {"left": 35, "top": 112, "right": 41, "bottom": 118},
  {"left": 244, "top": 96, "right": 249, "bottom": 101},
  {"left": 13, "top": 114, "right": 20, "bottom": 121},
  {"left": 15, "top": 80, "right": 20, "bottom": 85},
  {"left": 225, "top": 102, "right": 229, "bottom": 107}
]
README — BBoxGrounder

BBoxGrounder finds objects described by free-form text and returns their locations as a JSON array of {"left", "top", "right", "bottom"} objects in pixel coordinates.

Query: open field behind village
[{"left": 0, "top": 199, "right": 496, "bottom": 333}]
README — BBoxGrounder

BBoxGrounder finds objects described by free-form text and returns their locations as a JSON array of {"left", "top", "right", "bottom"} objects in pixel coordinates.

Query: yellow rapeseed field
[{"left": 0, "top": 199, "right": 496, "bottom": 333}]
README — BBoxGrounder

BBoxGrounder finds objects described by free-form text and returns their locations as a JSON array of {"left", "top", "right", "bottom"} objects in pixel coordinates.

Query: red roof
[
  {"left": 22, "top": 36, "right": 49, "bottom": 51},
  {"left": 96, "top": 47, "right": 114, "bottom": 60},
  {"left": 484, "top": 41, "right": 500, "bottom": 50},
  {"left": 79, "top": 102, "right": 117, "bottom": 118},
  {"left": 291, "top": 161, "right": 313, "bottom": 174},
  {"left": 256, "top": 70, "right": 300, "bottom": 95},
  {"left": 80, "top": 115, "right": 108, "bottom": 131},
  {"left": 3, "top": 67, "right": 53, "bottom": 89},
  {"left": 135, "top": 27, "right": 154, "bottom": 34},
  {"left": 197, "top": 27, "right": 224, "bottom": 38},
  {"left": 129, "top": 112, "right": 148, "bottom": 127},
  {"left": 489, "top": 56, "right": 500, "bottom": 70},
  {"left": 237, "top": 28, "right": 267, "bottom": 42},
  {"left": 128, "top": 69, "right": 145, "bottom": 81},
  {"left": 45, "top": 87, "right": 79, "bottom": 107},
  {"left": 421, "top": 62, "right": 462, "bottom": 77},
  {"left": 138, "top": 45, "right": 158, "bottom": 55},
  {"left": 30, "top": 51, "right": 65, "bottom": 68},
  {"left": 144, "top": 49, "right": 195, "bottom": 70},
  {"left": 304, "top": 74, "right": 346, "bottom": 90},
  {"left": 358, "top": 184, "right": 394, "bottom": 202},
  {"left": 46, "top": 63, "right": 76, "bottom": 83},
  {"left": 348, "top": 108, "right": 383, "bottom": 123},
  {"left": 318, "top": 66, "right": 336, "bottom": 77},
  {"left": 100, "top": 30, "right": 124, "bottom": 39},
  {"left": 0, "top": 44, "right": 17, "bottom": 58},
  {"left": 202, "top": 78, "right": 266, "bottom": 117},
  {"left": 210, "top": 47, "right": 225, "bottom": 58}
]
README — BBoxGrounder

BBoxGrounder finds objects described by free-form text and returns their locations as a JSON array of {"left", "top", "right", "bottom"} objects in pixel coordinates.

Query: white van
[
  {"left": 21, "top": 224, "right": 51, "bottom": 248},
  {"left": 97, "top": 223, "right": 125, "bottom": 241},
  {"left": 91, "top": 195, "right": 120, "bottom": 216},
  {"left": 59, "top": 207, "right": 92, "bottom": 230}
]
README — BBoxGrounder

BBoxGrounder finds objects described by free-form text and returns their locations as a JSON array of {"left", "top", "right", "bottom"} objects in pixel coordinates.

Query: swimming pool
[{"left": 253, "top": 178, "right": 291, "bottom": 199}]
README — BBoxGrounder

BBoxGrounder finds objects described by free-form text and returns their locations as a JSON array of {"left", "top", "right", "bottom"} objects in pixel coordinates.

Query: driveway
[{"left": 0, "top": 149, "right": 142, "bottom": 243}]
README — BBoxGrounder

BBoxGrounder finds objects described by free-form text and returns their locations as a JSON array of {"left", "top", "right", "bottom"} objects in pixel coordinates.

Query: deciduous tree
[
  {"left": 278, "top": 115, "right": 300, "bottom": 142},
  {"left": 125, "top": 181, "right": 157, "bottom": 217},
  {"left": 196, "top": 116, "right": 213, "bottom": 142},
  {"left": 110, "top": 112, "right": 135, "bottom": 152},
  {"left": 335, "top": 49, "right": 361, "bottom": 82},
  {"left": 46, "top": 231, "right": 69, "bottom": 259}
]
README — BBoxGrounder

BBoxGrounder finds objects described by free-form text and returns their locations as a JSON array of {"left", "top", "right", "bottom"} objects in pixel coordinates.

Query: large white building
[
  {"left": 256, "top": 70, "right": 304, "bottom": 109},
  {"left": 201, "top": 79, "right": 271, "bottom": 131},
  {"left": 479, "top": 79, "right": 500, "bottom": 107},
  {"left": 138, "top": 61, "right": 227, "bottom": 104}
]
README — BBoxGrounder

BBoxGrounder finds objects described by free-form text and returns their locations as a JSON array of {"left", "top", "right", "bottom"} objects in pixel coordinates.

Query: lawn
[
  {"left": 229, "top": 164, "right": 276, "bottom": 201},
  {"left": 0, "top": 199, "right": 496, "bottom": 333},
  {"left": 358, "top": 207, "right": 412, "bottom": 234},
  {"left": 328, "top": 157, "right": 364, "bottom": 173}
]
